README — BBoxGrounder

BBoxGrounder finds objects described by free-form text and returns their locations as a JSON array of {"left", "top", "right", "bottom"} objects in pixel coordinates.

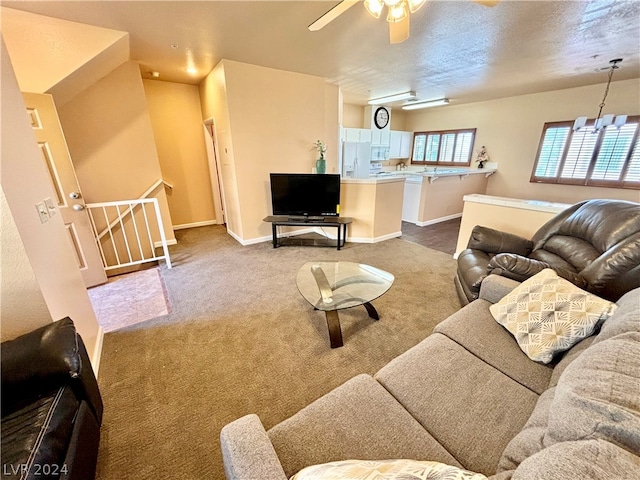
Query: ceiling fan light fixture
[
  {"left": 368, "top": 91, "right": 416, "bottom": 105},
  {"left": 383, "top": 0, "right": 404, "bottom": 7},
  {"left": 402, "top": 98, "right": 450, "bottom": 110},
  {"left": 407, "top": 0, "right": 426, "bottom": 13},
  {"left": 364, "top": 0, "right": 384, "bottom": 19},
  {"left": 387, "top": 1, "right": 408, "bottom": 22}
]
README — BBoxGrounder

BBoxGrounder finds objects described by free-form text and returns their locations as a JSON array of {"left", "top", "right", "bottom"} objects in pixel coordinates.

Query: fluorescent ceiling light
[
  {"left": 402, "top": 98, "right": 450, "bottom": 110},
  {"left": 368, "top": 91, "right": 416, "bottom": 105}
]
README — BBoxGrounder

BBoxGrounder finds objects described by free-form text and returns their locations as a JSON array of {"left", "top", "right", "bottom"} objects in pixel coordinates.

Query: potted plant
[
  {"left": 315, "top": 140, "right": 327, "bottom": 174},
  {"left": 476, "top": 145, "right": 490, "bottom": 169}
]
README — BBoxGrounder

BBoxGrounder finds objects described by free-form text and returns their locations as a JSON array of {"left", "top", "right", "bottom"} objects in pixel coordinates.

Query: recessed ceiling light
[
  {"left": 170, "top": 44, "right": 179, "bottom": 49},
  {"left": 151, "top": 71, "right": 160, "bottom": 78},
  {"left": 186, "top": 67, "right": 198, "bottom": 75}
]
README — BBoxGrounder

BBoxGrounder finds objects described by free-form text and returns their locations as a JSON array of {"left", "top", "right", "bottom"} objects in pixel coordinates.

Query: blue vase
[{"left": 316, "top": 157, "right": 326, "bottom": 174}]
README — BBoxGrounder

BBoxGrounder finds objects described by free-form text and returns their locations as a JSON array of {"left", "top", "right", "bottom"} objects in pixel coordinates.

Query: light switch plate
[
  {"left": 44, "top": 197, "right": 56, "bottom": 216},
  {"left": 36, "top": 202, "right": 50, "bottom": 223}
]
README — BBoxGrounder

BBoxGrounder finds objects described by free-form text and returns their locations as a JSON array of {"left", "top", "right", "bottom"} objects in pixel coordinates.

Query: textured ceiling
[{"left": 2, "top": 1, "right": 639, "bottom": 106}]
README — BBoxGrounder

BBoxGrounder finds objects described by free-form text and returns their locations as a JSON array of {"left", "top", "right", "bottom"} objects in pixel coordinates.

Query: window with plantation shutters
[
  {"left": 531, "top": 116, "right": 640, "bottom": 190},
  {"left": 411, "top": 129, "right": 476, "bottom": 166}
]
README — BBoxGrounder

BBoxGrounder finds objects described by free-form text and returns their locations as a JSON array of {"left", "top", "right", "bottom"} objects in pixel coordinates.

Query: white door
[{"left": 23, "top": 92, "right": 107, "bottom": 288}]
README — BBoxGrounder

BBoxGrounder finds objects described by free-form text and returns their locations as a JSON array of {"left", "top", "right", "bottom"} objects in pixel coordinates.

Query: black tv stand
[
  {"left": 263, "top": 215, "right": 353, "bottom": 250},
  {"left": 287, "top": 215, "right": 327, "bottom": 222}
]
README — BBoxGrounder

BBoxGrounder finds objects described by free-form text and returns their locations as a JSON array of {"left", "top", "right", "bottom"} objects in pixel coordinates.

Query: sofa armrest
[
  {"left": 220, "top": 414, "right": 287, "bottom": 480},
  {"left": 467, "top": 225, "right": 533, "bottom": 256},
  {"left": 488, "top": 254, "right": 588, "bottom": 289},
  {"left": 1, "top": 317, "right": 102, "bottom": 422},
  {"left": 478, "top": 275, "right": 521, "bottom": 304},
  {"left": 487, "top": 253, "right": 549, "bottom": 282}
]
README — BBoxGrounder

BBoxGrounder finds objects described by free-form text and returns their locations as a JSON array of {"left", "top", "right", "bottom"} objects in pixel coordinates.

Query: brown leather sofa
[
  {"left": 455, "top": 199, "right": 640, "bottom": 305},
  {"left": 1, "top": 318, "right": 103, "bottom": 480}
]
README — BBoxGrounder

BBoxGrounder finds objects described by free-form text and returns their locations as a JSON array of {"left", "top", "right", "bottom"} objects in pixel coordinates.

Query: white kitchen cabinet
[
  {"left": 359, "top": 128, "right": 372, "bottom": 143},
  {"left": 344, "top": 128, "right": 372, "bottom": 143},
  {"left": 400, "top": 131, "right": 413, "bottom": 158},
  {"left": 402, "top": 180, "right": 421, "bottom": 223},
  {"left": 389, "top": 130, "right": 413, "bottom": 158}
]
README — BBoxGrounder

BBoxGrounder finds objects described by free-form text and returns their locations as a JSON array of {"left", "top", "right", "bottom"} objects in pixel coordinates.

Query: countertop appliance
[{"left": 342, "top": 141, "right": 371, "bottom": 179}]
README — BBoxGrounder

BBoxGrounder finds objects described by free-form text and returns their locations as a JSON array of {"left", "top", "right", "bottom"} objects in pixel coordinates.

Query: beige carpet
[{"left": 95, "top": 226, "right": 461, "bottom": 480}]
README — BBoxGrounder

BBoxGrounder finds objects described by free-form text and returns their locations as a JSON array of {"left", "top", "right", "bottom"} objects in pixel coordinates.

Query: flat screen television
[{"left": 270, "top": 173, "right": 340, "bottom": 218}]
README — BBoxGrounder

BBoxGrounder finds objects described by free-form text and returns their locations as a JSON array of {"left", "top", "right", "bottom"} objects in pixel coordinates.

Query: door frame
[{"left": 203, "top": 117, "right": 226, "bottom": 224}]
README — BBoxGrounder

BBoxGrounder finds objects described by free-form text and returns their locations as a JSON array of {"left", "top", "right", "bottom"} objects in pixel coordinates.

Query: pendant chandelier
[{"left": 573, "top": 58, "right": 627, "bottom": 133}]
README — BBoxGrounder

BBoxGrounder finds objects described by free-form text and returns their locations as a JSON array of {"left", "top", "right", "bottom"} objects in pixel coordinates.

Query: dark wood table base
[{"left": 324, "top": 302, "right": 380, "bottom": 348}]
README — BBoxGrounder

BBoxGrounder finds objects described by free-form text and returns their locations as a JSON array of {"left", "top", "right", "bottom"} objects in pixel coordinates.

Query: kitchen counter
[
  {"left": 341, "top": 176, "right": 406, "bottom": 185},
  {"left": 373, "top": 166, "right": 497, "bottom": 184}
]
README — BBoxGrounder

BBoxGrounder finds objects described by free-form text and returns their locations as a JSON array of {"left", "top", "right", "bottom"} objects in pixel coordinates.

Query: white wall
[
  {"left": 405, "top": 79, "right": 640, "bottom": 205},
  {"left": 200, "top": 60, "right": 340, "bottom": 243},
  {"left": 0, "top": 188, "right": 51, "bottom": 339},
  {"left": 57, "top": 61, "right": 175, "bottom": 244},
  {"left": 143, "top": 79, "right": 217, "bottom": 228}
]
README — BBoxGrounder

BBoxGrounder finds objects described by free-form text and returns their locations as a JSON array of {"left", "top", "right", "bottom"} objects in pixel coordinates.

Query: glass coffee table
[{"left": 296, "top": 261, "right": 395, "bottom": 348}]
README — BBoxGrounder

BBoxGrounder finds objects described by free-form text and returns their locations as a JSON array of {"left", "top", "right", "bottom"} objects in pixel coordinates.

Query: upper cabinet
[
  {"left": 371, "top": 129, "right": 390, "bottom": 146},
  {"left": 342, "top": 127, "right": 413, "bottom": 158},
  {"left": 389, "top": 131, "right": 413, "bottom": 158},
  {"left": 343, "top": 127, "right": 372, "bottom": 143}
]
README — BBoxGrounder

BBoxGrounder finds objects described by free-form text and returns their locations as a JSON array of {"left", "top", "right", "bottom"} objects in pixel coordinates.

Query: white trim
[
  {"left": 225, "top": 228, "right": 245, "bottom": 245},
  {"left": 462, "top": 194, "right": 570, "bottom": 214},
  {"left": 347, "top": 231, "right": 402, "bottom": 243},
  {"left": 154, "top": 239, "right": 177, "bottom": 248},
  {"left": 173, "top": 219, "right": 219, "bottom": 230},
  {"left": 415, "top": 213, "right": 462, "bottom": 227},
  {"left": 233, "top": 227, "right": 318, "bottom": 246},
  {"left": 91, "top": 326, "right": 104, "bottom": 377}
]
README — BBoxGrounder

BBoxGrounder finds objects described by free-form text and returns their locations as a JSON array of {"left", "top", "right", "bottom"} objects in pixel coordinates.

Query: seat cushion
[
  {"left": 434, "top": 300, "right": 553, "bottom": 394},
  {"left": 267, "top": 374, "right": 460, "bottom": 478},
  {"left": 375, "top": 334, "right": 539, "bottom": 476},
  {"left": 1, "top": 385, "right": 78, "bottom": 478}
]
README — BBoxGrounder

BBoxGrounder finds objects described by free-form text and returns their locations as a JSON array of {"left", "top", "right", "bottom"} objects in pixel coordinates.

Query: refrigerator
[{"left": 342, "top": 142, "right": 372, "bottom": 178}]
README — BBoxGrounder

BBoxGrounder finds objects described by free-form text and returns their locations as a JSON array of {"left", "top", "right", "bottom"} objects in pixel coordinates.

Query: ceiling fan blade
[
  {"left": 308, "top": 1, "right": 359, "bottom": 31},
  {"left": 472, "top": 0, "right": 500, "bottom": 6},
  {"left": 389, "top": 15, "right": 410, "bottom": 44}
]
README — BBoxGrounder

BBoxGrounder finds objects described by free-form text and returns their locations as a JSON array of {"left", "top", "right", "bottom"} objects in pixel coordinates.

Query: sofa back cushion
[
  {"left": 495, "top": 287, "right": 640, "bottom": 474},
  {"left": 533, "top": 199, "right": 640, "bottom": 254},
  {"left": 543, "top": 331, "right": 640, "bottom": 454}
]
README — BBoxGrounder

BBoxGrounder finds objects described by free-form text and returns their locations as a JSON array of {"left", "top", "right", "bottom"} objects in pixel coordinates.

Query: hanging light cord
[{"left": 595, "top": 59, "right": 621, "bottom": 123}]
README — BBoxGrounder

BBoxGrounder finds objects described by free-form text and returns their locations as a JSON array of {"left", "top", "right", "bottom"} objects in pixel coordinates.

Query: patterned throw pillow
[
  {"left": 290, "top": 459, "right": 487, "bottom": 480},
  {"left": 489, "top": 269, "right": 617, "bottom": 364}
]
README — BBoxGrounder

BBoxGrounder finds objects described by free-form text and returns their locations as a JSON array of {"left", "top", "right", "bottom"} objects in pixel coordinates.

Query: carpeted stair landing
[{"left": 95, "top": 225, "right": 461, "bottom": 480}]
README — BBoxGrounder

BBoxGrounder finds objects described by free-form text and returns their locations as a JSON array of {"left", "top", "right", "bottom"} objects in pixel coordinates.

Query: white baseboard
[
  {"left": 416, "top": 213, "right": 462, "bottom": 227},
  {"left": 154, "top": 239, "right": 178, "bottom": 248},
  {"left": 347, "top": 231, "right": 403, "bottom": 243},
  {"left": 235, "top": 227, "right": 317, "bottom": 246},
  {"left": 91, "top": 325, "right": 104, "bottom": 378},
  {"left": 173, "top": 219, "right": 220, "bottom": 230}
]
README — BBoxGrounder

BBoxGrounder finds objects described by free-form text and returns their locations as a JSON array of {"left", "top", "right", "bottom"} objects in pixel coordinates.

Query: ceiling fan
[{"left": 309, "top": 0, "right": 500, "bottom": 44}]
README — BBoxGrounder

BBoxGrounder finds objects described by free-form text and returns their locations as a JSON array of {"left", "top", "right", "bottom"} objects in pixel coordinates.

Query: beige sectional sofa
[{"left": 220, "top": 275, "right": 640, "bottom": 479}]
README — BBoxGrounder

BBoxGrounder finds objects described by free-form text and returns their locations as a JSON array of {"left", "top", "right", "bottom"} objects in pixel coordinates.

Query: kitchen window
[
  {"left": 411, "top": 129, "right": 476, "bottom": 166},
  {"left": 531, "top": 116, "right": 640, "bottom": 190}
]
